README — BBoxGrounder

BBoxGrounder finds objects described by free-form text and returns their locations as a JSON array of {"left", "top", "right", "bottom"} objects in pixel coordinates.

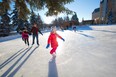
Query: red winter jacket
[
  {"left": 31, "top": 26, "right": 43, "bottom": 35},
  {"left": 31, "top": 27, "right": 38, "bottom": 35},
  {"left": 22, "top": 31, "right": 29, "bottom": 39},
  {"left": 47, "top": 32, "right": 62, "bottom": 48}
]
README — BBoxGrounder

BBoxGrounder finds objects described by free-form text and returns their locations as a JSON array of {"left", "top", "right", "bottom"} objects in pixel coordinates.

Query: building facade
[
  {"left": 99, "top": 0, "right": 116, "bottom": 24},
  {"left": 100, "top": 0, "right": 108, "bottom": 24},
  {"left": 92, "top": 8, "right": 100, "bottom": 24},
  {"left": 106, "top": 0, "right": 116, "bottom": 24}
]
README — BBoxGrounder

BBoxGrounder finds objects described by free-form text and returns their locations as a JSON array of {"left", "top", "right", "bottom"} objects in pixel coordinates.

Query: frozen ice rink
[{"left": 0, "top": 25, "right": 116, "bottom": 77}]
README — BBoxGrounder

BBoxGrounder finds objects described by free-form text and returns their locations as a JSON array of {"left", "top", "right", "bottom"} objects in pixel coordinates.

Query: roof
[
  {"left": 92, "top": 8, "right": 100, "bottom": 14},
  {"left": 100, "top": 0, "right": 104, "bottom": 4}
]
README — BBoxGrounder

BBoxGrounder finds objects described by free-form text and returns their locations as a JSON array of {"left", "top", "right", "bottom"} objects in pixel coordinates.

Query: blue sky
[{"left": 0, "top": 0, "right": 100, "bottom": 24}]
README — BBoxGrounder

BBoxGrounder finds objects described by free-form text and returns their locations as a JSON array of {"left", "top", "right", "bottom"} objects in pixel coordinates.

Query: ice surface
[{"left": 0, "top": 25, "right": 116, "bottom": 77}]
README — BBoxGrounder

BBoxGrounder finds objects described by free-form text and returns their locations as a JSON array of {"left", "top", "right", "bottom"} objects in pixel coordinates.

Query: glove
[
  {"left": 46, "top": 44, "right": 50, "bottom": 49},
  {"left": 61, "top": 38, "right": 65, "bottom": 41},
  {"left": 41, "top": 33, "right": 43, "bottom": 36}
]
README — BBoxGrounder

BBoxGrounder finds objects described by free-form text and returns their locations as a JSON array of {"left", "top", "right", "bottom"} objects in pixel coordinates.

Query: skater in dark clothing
[
  {"left": 31, "top": 23, "right": 43, "bottom": 45},
  {"left": 22, "top": 28, "right": 29, "bottom": 46},
  {"left": 46, "top": 26, "right": 65, "bottom": 61},
  {"left": 73, "top": 26, "right": 76, "bottom": 32}
]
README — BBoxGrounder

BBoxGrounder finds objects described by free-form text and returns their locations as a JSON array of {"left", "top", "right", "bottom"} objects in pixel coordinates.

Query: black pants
[
  {"left": 32, "top": 34, "right": 39, "bottom": 45},
  {"left": 24, "top": 38, "right": 29, "bottom": 46}
]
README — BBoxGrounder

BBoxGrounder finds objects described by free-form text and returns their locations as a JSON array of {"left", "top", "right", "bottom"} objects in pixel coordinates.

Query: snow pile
[{"left": 0, "top": 34, "right": 21, "bottom": 42}]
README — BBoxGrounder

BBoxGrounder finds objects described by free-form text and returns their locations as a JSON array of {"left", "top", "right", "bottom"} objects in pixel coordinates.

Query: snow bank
[{"left": 0, "top": 34, "right": 21, "bottom": 42}]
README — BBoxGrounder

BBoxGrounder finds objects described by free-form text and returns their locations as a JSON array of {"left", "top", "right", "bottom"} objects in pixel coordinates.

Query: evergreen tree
[
  {"left": 52, "top": 18, "right": 58, "bottom": 27},
  {"left": 0, "top": 0, "right": 11, "bottom": 16},
  {"left": 66, "top": 15, "right": 70, "bottom": 21},
  {"left": 30, "top": 10, "right": 43, "bottom": 29},
  {"left": 30, "top": 10, "right": 37, "bottom": 25},
  {"left": 1, "top": 10, "right": 10, "bottom": 26},
  {"left": 58, "top": 17, "right": 64, "bottom": 25},
  {"left": 37, "top": 13, "right": 43, "bottom": 28},
  {"left": 16, "top": 19, "right": 24, "bottom": 33},
  {"left": 71, "top": 12, "right": 79, "bottom": 25},
  {"left": 11, "top": 5, "right": 19, "bottom": 28},
  {"left": 0, "top": 9, "right": 10, "bottom": 35},
  {"left": 0, "top": 0, "right": 74, "bottom": 20}
]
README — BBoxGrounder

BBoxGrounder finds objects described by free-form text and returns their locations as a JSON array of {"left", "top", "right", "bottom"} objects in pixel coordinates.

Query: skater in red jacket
[
  {"left": 22, "top": 27, "right": 29, "bottom": 46},
  {"left": 31, "top": 23, "right": 43, "bottom": 45},
  {"left": 46, "top": 26, "right": 65, "bottom": 61}
]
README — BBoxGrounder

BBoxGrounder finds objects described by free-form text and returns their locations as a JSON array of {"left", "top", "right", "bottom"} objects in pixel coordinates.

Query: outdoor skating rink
[{"left": 0, "top": 25, "right": 116, "bottom": 77}]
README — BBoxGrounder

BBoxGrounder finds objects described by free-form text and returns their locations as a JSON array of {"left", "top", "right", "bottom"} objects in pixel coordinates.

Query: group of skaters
[
  {"left": 21, "top": 23, "right": 65, "bottom": 61},
  {"left": 22, "top": 23, "right": 43, "bottom": 46}
]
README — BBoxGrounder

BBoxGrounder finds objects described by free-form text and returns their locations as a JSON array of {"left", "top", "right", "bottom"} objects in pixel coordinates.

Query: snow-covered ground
[
  {"left": 0, "top": 34, "right": 21, "bottom": 42},
  {"left": 0, "top": 25, "right": 116, "bottom": 77}
]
